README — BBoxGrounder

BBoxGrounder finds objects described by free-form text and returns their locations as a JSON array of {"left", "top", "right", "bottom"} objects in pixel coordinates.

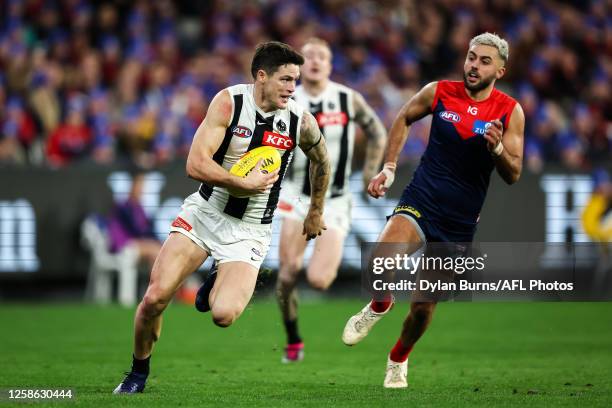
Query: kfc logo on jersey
[
  {"left": 263, "top": 131, "right": 294, "bottom": 150},
  {"left": 316, "top": 112, "right": 348, "bottom": 127},
  {"left": 232, "top": 126, "right": 252, "bottom": 138},
  {"left": 439, "top": 111, "right": 461, "bottom": 123}
]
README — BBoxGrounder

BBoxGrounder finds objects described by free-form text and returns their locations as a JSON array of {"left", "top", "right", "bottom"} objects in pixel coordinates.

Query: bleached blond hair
[{"left": 469, "top": 32, "right": 509, "bottom": 65}]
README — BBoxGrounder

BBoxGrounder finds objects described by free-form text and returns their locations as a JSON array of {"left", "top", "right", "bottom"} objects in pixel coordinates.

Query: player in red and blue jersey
[{"left": 342, "top": 33, "right": 525, "bottom": 388}]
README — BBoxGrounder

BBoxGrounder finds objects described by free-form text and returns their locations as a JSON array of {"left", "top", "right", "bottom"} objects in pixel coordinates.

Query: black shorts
[{"left": 390, "top": 200, "right": 476, "bottom": 243}]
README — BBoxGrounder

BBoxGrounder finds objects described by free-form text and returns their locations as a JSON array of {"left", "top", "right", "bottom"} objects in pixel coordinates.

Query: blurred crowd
[{"left": 0, "top": 0, "right": 610, "bottom": 172}]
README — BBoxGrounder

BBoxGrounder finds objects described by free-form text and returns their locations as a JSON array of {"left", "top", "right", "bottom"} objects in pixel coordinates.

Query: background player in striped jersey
[
  {"left": 114, "top": 41, "right": 331, "bottom": 394},
  {"left": 341, "top": 33, "right": 525, "bottom": 387},
  {"left": 275, "top": 38, "right": 387, "bottom": 363}
]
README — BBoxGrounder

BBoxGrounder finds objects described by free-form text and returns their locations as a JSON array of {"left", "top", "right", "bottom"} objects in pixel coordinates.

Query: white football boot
[
  {"left": 342, "top": 301, "right": 393, "bottom": 346},
  {"left": 384, "top": 355, "right": 408, "bottom": 388}
]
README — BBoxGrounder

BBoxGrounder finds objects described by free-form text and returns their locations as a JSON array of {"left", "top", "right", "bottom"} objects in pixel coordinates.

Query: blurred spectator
[
  {"left": 28, "top": 60, "right": 62, "bottom": 135},
  {"left": 46, "top": 97, "right": 92, "bottom": 167},
  {"left": 88, "top": 89, "right": 115, "bottom": 164},
  {"left": 99, "top": 35, "right": 122, "bottom": 86},
  {"left": 107, "top": 172, "right": 161, "bottom": 269},
  {"left": 0, "top": 0, "right": 608, "bottom": 170},
  {"left": 527, "top": 101, "right": 570, "bottom": 167},
  {"left": 1, "top": 97, "right": 36, "bottom": 164}
]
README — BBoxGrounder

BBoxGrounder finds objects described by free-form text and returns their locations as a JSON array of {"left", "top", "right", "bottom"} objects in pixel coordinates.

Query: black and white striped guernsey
[
  {"left": 288, "top": 81, "right": 356, "bottom": 198},
  {"left": 199, "top": 84, "right": 305, "bottom": 224}
]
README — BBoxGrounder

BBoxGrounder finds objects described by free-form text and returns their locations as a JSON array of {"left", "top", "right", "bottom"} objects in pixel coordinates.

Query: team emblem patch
[{"left": 276, "top": 119, "right": 287, "bottom": 132}]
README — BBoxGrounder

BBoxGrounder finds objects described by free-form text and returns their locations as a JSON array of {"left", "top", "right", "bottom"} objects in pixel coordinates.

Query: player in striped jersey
[
  {"left": 275, "top": 38, "right": 387, "bottom": 363},
  {"left": 114, "top": 42, "right": 331, "bottom": 394}
]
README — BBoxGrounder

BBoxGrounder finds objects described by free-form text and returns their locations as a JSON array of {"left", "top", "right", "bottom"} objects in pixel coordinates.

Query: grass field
[{"left": 1, "top": 299, "right": 611, "bottom": 407}]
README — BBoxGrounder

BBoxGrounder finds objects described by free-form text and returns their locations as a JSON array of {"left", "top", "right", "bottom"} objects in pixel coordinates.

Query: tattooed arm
[
  {"left": 298, "top": 110, "right": 331, "bottom": 240},
  {"left": 353, "top": 91, "right": 387, "bottom": 190}
]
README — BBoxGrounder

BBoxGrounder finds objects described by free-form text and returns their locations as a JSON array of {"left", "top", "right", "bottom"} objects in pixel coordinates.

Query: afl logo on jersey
[
  {"left": 439, "top": 111, "right": 461, "bottom": 123},
  {"left": 232, "top": 126, "right": 252, "bottom": 138}
]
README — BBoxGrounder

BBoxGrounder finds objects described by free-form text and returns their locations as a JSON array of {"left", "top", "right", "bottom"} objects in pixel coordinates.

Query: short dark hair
[{"left": 250, "top": 41, "right": 304, "bottom": 79}]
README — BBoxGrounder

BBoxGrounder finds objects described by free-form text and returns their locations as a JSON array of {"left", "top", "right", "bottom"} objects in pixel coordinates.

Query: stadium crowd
[{"left": 0, "top": 0, "right": 610, "bottom": 172}]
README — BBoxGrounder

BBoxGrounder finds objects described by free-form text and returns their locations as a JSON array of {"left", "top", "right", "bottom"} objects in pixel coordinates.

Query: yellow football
[{"left": 227, "top": 146, "right": 282, "bottom": 197}]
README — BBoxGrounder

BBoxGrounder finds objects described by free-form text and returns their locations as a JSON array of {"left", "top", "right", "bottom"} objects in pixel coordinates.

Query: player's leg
[
  {"left": 306, "top": 196, "right": 350, "bottom": 291},
  {"left": 385, "top": 228, "right": 466, "bottom": 388},
  {"left": 306, "top": 227, "right": 345, "bottom": 290},
  {"left": 383, "top": 301, "right": 436, "bottom": 388},
  {"left": 194, "top": 260, "right": 218, "bottom": 312},
  {"left": 114, "top": 232, "right": 207, "bottom": 394},
  {"left": 274, "top": 228, "right": 345, "bottom": 363},
  {"left": 208, "top": 261, "right": 259, "bottom": 327},
  {"left": 388, "top": 238, "right": 474, "bottom": 386},
  {"left": 276, "top": 218, "right": 309, "bottom": 361},
  {"left": 395, "top": 302, "right": 436, "bottom": 357},
  {"left": 134, "top": 233, "right": 207, "bottom": 357},
  {"left": 342, "top": 215, "right": 424, "bottom": 346}
]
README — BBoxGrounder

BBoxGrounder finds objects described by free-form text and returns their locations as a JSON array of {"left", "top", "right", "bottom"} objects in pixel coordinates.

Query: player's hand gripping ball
[{"left": 228, "top": 146, "right": 282, "bottom": 197}]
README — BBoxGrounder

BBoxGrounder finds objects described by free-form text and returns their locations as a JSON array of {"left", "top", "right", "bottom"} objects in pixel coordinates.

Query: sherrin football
[{"left": 227, "top": 145, "right": 282, "bottom": 197}]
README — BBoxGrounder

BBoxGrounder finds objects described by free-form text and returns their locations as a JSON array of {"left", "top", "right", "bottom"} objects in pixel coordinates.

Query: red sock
[
  {"left": 370, "top": 298, "right": 392, "bottom": 313},
  {"left": 389, "top": 339, "right": 413, "bottom": 363}
]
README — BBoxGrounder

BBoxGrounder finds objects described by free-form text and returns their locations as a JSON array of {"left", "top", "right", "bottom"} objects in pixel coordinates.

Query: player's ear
[
  {"left": 496, "top": 65, "right": 506, "bottom": 80},
  {"left": 257, "top": 69, "right": 267, "bottom": 83}
]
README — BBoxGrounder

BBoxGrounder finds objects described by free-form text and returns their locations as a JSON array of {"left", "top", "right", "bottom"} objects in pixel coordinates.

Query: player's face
[
  {"left": 261, "top": 64, "right": 300, "bottom": 110},
  {"left": 463, "top": 45, "right": 506, "bottom": 93},
  {"left": 301, "top": 43, "right": 332, "bottom": 83}
]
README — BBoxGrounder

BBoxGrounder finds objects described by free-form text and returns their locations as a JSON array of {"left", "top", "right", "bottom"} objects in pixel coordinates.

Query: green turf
[{"left": 0, "top": 299, "right": 611, "bottom": 407}]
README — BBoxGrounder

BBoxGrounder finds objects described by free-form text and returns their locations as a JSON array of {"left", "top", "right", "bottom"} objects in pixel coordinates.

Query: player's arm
[
  {"left": 368, "top": 82, "right": 437, "bottom": 198},
  {"left": 485, "top": 103, "right": 525, "bottom": 185},
  {"left": 353, "top": 91, "right": 387, "bottom": 191},
  {"left": 186, "top": 90, "right": 278, "bottom": 194},
  {"left": 298, "top": 110, "right": 331, "bottom": 240}
]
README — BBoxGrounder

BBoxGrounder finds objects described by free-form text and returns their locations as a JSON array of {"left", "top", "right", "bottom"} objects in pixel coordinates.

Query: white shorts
[
  {"left": 277, "top": 185, "right": 351, "bottom": 236},
  {"left": 170, "top": 192, "right": 272, "bottom": 269}
]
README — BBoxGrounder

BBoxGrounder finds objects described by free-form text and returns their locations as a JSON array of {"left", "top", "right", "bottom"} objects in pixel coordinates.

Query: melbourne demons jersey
[
  {"left": 198, "top": 84, "right": 305, "bottom": 224},
  {"left": 403, "top": 80, "right": 517, "bottom": 227},
  {"left": 288, "top": 81, "right": 356, "bottom": 198}
]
